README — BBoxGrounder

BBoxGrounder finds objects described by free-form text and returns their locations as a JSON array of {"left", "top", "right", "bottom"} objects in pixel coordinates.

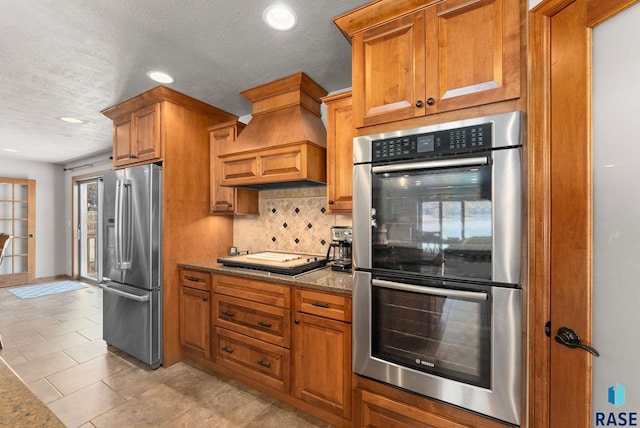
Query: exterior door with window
[
  {"left": 77, "top": 179, "right": 101, "bottom": 283},
  {"left": 0, "top": 177, "right": 35, "bottom": 287}
]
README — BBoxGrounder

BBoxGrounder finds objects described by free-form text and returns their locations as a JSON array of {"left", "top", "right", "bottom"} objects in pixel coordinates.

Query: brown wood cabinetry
[
  {"left": 358, "top": 390, "right": 466, "bottom": 428},
  {"left": 179, "top": 269, "right": 211, "bottom": 359},
  {"left": 218, "top": 142, "right": 326, "bottom": 187},
  {"left": 322, "top": 91, "right": 354, "bottom": 214},
  {"left": 103, "top": 86, "right": 237, "bottom": 367},
  {"left": 336, "top": 0, "right": 521, "bottom": 128},
  {"left": 293, "top": 289, "right": 352, "bottom": 419},
  {"left": 354, "top": 375, "right": 510, "bottom": 428},
  {"left": 112, "top": 103, "right": 161, "bottom": 168},
  {"left": 212, "top": 274, "right": 292, "bottom": 392},
  {"left": 209, "top": 121, "right": 259, "bottom": 215},
  {"left": 215, "top": 327, "right": 290, "bottom": 392},
  {"left": 213, "top": 294, "right": 290, "bottom": 348}
]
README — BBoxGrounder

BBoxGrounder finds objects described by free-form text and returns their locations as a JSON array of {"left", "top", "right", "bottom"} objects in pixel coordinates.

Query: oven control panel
[{"left": 372, "top": 123, "right": 493, "bottom": 162}]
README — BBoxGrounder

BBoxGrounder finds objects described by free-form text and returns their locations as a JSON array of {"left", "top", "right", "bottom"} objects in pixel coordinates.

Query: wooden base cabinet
[
  {"left": 181, "top": 272, "right": 353, "bottom": 427},
  {"left": 293, "top": 289, "right": 352, "bottom": 420},
  {"left": 179, "top": 269, "right": 211, "bottom": 359},
  {"left": 358, "top": 390, "right": 467, "bottom": 428},
  {"left": 212, "top": 274, "right": 292, "bottom": 391},
  {"left": 354, "top": 376, "right": 512, "bottom": 428},
  {"left": 214, "top": 327, "right": 290, "bottom": 392}
]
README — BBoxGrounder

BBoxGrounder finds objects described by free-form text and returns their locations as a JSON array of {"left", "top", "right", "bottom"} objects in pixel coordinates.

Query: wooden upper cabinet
[
  {"left": 322, "top": 91, "right": 354, "bottom": 214},
  {"left": 353, "top": 11, "right": 426, "bottom": 128},
  {"left": 427, "top": 0, "right": 521, "bottom": 113},
  {"left": 134, "top": 103, "right": 162, "bottom": 162},
  {"left": 209, "top": 121, "right": 259, "bottom": 215},
  {"left": 344, "top": 0, "right": 521, "bottom": 128},
  {"left": 112, "top": 115, "right": 133, "bottom": 166},
  {"left": 112, "top": 103, "right": 161, "bottom": 168}
]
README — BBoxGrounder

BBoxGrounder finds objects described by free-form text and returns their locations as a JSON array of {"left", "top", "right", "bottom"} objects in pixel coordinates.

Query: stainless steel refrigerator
[{"left": 100, "top": 164, "right": 162, "bottom": 368}]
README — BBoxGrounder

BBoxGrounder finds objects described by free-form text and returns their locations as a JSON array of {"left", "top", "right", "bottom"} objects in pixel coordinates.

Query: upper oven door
[{"left": 354, "top": 148, "right": 521, "bottom": 284}]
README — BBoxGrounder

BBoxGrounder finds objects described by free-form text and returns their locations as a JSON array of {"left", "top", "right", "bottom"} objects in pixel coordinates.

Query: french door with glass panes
[{"left": 0, "top": 177, "right": 35, "bottom": 287}]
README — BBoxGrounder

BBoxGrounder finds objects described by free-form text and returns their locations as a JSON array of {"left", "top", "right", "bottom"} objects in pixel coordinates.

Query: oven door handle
[
  {"left": 372, "top": 278, "right": 488, "bottom": 301},
  {"left": 371, "top": 156, "right": 488, "bottom": 174}
]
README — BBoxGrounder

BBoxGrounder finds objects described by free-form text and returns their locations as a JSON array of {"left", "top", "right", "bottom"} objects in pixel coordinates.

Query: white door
[{"left": 592, "top": 3, "right": 640, "bottom": 423}]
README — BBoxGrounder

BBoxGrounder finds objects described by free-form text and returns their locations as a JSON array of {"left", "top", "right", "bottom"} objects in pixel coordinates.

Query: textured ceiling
[{"left": 0, "top": 0, "right": 368, "bottom": 164}]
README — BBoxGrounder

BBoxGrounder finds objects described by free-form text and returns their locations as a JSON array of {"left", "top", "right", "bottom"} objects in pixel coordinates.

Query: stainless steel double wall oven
[{"left": 352, "top": 111, "right": 523, "bottom": 425}]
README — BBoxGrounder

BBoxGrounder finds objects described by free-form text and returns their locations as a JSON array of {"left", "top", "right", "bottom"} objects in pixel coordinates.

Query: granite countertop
[
  {"left": 177, "top": 258, "right": 353, "bottom": 296},
  {"left": 0, "top": 357, "right": 64, "bottom": 427}
]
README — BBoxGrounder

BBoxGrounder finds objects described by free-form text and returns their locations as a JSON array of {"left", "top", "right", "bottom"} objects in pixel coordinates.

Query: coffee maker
[{"left": 327, "top": 226, "right": 352, "bottom": 272}]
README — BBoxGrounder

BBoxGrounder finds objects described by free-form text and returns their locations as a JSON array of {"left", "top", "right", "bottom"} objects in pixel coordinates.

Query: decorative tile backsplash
[{"left": 232, "top": 187, "right": 352, "bottom": 256}]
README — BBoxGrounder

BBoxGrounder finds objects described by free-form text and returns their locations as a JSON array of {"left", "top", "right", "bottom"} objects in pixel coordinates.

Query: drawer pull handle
[
  {"left": 257, "top": 321, "right": 272, "bottom": 328},
  {"left": 311, "top": 301, "right": 330, "bottom": 308},
  {"left": 185, "top": 276, "right": 203, "bottom": 282},
  {"left": 222, "top": 346, "right": 234, "bottom": 354},
  {"left": 257, "top": 360, "right": 272, "bottom": 369},
  {"left": 221, "top": 311, "right": 234, "bottom": 317}
]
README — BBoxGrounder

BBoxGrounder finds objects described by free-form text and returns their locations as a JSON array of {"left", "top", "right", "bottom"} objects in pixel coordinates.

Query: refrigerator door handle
[
  {"left": 114, "top": 178, "right": 122, "bottom": 268},
  {"left": 115, "top": 178, "right": 133, "bottom": 270},
  {"left": 122, "top": 179, "right": 133, "bottom": 269},
  {"left": 98, "top": 283, "right": 150, "bottom": 302}
]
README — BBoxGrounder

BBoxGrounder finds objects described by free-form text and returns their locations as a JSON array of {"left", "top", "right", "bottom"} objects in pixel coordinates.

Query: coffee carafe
[{"left": 327, "top": 226, "right": 352, "bottom": 272}]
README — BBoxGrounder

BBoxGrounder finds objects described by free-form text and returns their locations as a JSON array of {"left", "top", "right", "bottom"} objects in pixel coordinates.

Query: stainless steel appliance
[
  {"left": 352, "top": 111, "right": 523, "bottom": 425},
  {"left": 217, "top": 251, "right": 328, "bottom": 275},
  {"left": 327, "top": 226, "right": 352, "bottom": 272},
  {"left": 99, "top": 164, "right": 162, "bottom": 368}
]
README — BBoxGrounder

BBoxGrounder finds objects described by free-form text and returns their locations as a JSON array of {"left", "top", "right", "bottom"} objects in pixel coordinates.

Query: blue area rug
[{"left": 8, "top": 280, "right": 87, "bottom": 299}]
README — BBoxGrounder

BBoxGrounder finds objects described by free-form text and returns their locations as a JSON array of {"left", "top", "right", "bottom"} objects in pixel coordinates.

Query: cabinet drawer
[
  {"left": 215, "top": 327, "right": 290, "bottom": 392},
  {"left": 214, "top": 274, "right": 291, "bottom": 308},
  {"left": 360, "top": 390, "right": 467, "bottom": 428},
  {"left": 180, "top": 269, "right": 211, "bottom": 291},
  {"left": 221, "top": 155, "right": 258, "bottom": 181},
  {"left": 214, "top": 294, "right": 290, "bottom": 348},
  {"left": 295, "top": 288, "right": 352, "bottom": 322}
]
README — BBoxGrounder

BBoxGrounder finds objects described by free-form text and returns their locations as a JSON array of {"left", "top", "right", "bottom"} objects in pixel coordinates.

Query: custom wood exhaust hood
[{"left": 217, "top": 72, "right": 328, "bottom": 189}]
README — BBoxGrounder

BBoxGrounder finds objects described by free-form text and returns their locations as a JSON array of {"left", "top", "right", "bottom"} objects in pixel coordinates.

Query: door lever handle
[{"left": 555, "top": 327, "right": 600, "bottom": 357}]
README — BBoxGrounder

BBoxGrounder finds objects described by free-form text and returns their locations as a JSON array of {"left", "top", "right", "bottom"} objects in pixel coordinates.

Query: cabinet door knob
[
  {"left": 328, "top": 200, "right": 334, "bottom": 205},
  {"left": 416, "top": 100, "right": 424, "bottom": 108},
  {"left": 129, "top": 154, "right": 137, "bottom": 159},
  {"left": 294, "top": 319, "right": 300, "bottom": 324},
  {"left": 427, "top": 98, "right": 435, "bottom": 106}
]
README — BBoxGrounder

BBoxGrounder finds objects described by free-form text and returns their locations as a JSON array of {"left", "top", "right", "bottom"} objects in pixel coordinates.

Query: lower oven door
[{"left": 353, "top": 270, "right": 521, "bottom": 425}]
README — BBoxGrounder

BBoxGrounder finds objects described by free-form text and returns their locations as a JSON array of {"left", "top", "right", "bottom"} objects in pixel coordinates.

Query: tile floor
[{"left": 0, "top": 282, "right": 332, "bottom": 427}]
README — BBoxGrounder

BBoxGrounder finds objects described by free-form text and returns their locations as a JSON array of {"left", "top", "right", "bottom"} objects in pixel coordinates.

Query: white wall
[{"left": 0, "top": 155, "right": 66, "bottom": 278}]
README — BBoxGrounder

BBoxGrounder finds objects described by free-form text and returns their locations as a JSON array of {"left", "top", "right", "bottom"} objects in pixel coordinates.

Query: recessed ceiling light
[
  {"left": 60, "top": 117, "right": 84, "bottom": 124},
  {"left": 263, "top": 5, "right": 297, "bottom": 31},
  {"left": 147, "top": 71, "right": 175, "bottom": 84},
  {"left": 2, "top": 148, "right": 17, "bottom": 152}
]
